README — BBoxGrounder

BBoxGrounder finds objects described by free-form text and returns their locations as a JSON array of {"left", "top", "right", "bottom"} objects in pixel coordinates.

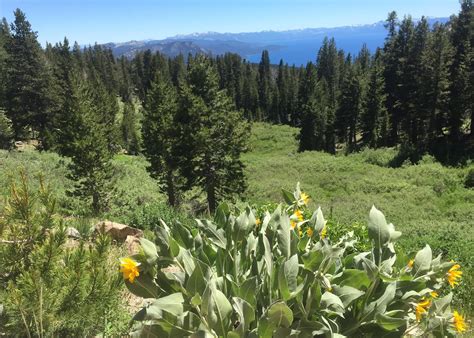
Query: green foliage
[
  {"left": 465, "top": 168, "right": 474, "bottom": 188},
  {"left": 3, "top": 9, "right": 51, "bottom": 141},
  {"left": 0, "top": 172, "right": 128, "bottom": 336},
  {"left": 120, "top": 101, "right": 141, "bottom": 155},
  {"left": 125, "top": 203, "right": 193, "bottom": 232},
  {"left": 123, "top": 184, "right": 466, "bottom": 337},
  {"left": 142, "top": 73, "right": 183, "bottom": 207},
  {"left": 65, "top": 78, "right": 118, "bottom": 214},
  {"left": 180, "top": 56, "right": 250, "bottom": 212},
  {"left": 0, "top": 109, "right": 13, "bottom": 149},
  {"left": 244, "top": 123, "right": 474, "bottom": 314}
]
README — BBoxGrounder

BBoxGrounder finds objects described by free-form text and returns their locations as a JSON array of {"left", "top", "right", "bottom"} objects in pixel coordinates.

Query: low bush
[
  {"left": 0, "top": 172, "right": 129, "bottom": 336},
  {"left": 121, "top": 184, "right": 469, "bottom": 337},
  {"left": 465, "top": 168, "right": 474, "bottom": 188}
]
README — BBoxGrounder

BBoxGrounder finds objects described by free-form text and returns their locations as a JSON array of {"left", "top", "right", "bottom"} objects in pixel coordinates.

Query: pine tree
[
  {"left": 336, "top": 55, "right": 361, "bottom": 150},
  {"left": 448, "top": 0, "right": 473, "bottom": 146},
  {"left": 4, "top": 9, "right": 51, "bottom": 140},
  {"left": 0, "top": 18, "right": 9, "bottom": 109},
  {"left": 142, "top": 75, "right": 183, "bottom": 207},
  {"left": 317, "top": 38, "right": 339, "bottom": 153},
  {"left": 361, "top": 49, "right": 388, "bottom": 147},
  {"left": 406, "top": 17, "right": 429, "bottom": 149},
  {"left": 392, "top": 16, "right": 415, "bottom": 145},
  {"left": 241, "top": 62, "right": 259, "bottom": 120},
  {"left": 45, "top": 37, "right": 79, "bottom": 152},
  {"left": 276, "top": 60, "right": 289, "bottom": 124},
  {"left": 66, "top": 78, "right": 117, "bottom": 214},
  {"left": 182, "top": 56, "right": 249, "bottom": 212},
  {"left": 0, "top": 109, "right": 13, "bottom": 149},
  {"left": 298, "top": 79, "right": 328, "bottom": 152},
  {"left": 422, "top": 23, "right": 453, "bottom": 146},
  {"left": 120, "top": 101, "right": 141, "bottom": 155},
  {"left": 383, "top": 11, "right": 400, "bottom": 145},
  {"left": 258, "top": 50, "right": 275, "bottom": 122},
  {"left": 287, "top": 65, "right": 300, "bottom": 126}
]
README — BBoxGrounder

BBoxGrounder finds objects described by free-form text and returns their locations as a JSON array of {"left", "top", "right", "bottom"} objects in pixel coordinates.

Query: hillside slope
[{"left": 243, "top": 124, "right": 473, "bottom": 311}]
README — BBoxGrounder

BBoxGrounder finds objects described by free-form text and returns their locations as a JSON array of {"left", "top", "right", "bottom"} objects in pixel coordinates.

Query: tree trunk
[
  {"left": 92, "top": 192, "right": 100, "bottom": 215},
  {"left": 166, "top": 170, "right": 176, "bottom": 207},
  {"left": 206, "top": 179, "right": 216, "bottom": 214}
]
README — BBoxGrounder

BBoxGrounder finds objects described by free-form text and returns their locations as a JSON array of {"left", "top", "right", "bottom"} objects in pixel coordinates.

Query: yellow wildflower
[
  {"left": 415, "top": 298, "right": 431, "bottom": 322},
  {"left": 320, "top": 225, "right": 328, "bottom": 239},
  {"left": 293, "top": 209, "right": 304, "bottom": 221},
  {"left": 407, "top": 259, "right": 414, "bottom": 268},
  {"left": 291, "top": 210, "right": 303, "bottom": 230},
  {"left": 298, "top": 226, "right": 303, "bottom": 237},
  {"left": 452, "top": 310, "right": 467, "bottom": 333},
  {"left": 120, "top": 257, "right": 140, "bottom": 283},
  {"left": 446, "top": 263, "right": 462, "bottom": 288},
  {"left": 307, "top": 227, "right": 314, "bottom": 237},
  {"left": 290, "top": 220, "right": 297, "bottom": 229},
  {"left": 300, "top": 192, "right": 310, "bottom": 205},
  {"left": 255, "top": 218, "right": 262, "bottom": 227},
  {"left": 430, "top": 291, "right": 438, "bottom": 298}
]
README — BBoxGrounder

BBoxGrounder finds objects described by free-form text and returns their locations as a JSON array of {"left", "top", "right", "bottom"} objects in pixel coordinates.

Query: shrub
[
  {"left": 0, "top": 172, "right": 128, "bottom": 336},
  {"left": 121, "top": 184, "right": 469, "bottom": 337},
  {"left": 0, "top": 109, "right": 13, "bottom": 149},
  {"left": 465, "top": 168, "right": 474, "bottom": 188}
]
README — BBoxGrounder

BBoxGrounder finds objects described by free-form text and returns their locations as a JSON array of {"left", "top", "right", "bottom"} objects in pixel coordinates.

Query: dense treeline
[
  {"left": 0, "top": 3, "right": 472, "bottom": 209},
  {"left": 0, "top": 9, "right": 249, "bottom": 212}
]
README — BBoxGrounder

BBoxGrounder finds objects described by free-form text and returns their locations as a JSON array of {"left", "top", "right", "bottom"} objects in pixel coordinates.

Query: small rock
[
  {"left": 124, "top": 235, "right": 141, "bottom": 255},
  {"left": 95, "top": 221, "right": 143, "bottom": 242},
  {"left": 66, "top": 226, "right": 81, "bottom": 239}
]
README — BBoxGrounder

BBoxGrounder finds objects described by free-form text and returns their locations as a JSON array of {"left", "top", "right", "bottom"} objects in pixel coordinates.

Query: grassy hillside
[
  {"left": 244, "top": 123, "right": 473, "bottom": 232},
  {"left": 243, "top": 123, "right": 474, "bottom": 312},
  {"left": 1, "top": 122, "right": 473, "bottom": 312}
]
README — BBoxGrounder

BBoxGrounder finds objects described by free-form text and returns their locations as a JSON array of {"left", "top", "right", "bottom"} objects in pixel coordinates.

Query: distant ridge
[{"left": 104, "top": 17, "right": 449, "bottom": 65}]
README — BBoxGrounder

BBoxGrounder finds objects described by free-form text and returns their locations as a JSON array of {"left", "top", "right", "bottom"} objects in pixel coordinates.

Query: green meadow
[{"left": 1, "top": 122, "right": 473, "bottom": 313}]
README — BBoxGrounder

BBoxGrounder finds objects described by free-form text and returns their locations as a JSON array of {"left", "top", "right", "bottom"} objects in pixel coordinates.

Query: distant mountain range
[{"left": 104, "top": 17, "right": 449, "bottom": 65}]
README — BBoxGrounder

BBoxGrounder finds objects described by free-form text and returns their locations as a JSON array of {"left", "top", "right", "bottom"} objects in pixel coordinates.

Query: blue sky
[{"left": 0, "top": 0, "right": 460, "bottom": 45}]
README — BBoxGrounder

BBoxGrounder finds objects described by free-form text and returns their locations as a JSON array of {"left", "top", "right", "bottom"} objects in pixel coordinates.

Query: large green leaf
[
  {"left": 176, "top": 247, "right": 195, "bottom": 276},
  {"left": 432, "top": 293, "right": 453, "bottom": 315},
  {"left": 258, "top": 302, "right": 294, "bottom": 338},
  {"left": 186, "top": 259, "right": 210, "bottom": 296},
  {"left": 375, "top": 311, "right": 407, "bottom": 331},
  {"left": 234, "top": 207, "right": 255, "bottom": 242},
  {"left": 364, "top": 282, "right": 396, "bottom": 318},
  {"left": 413, "top": 244, "right": 432, "bottom": 275},
  {"left": 278, "top": 254, "right": 300, "bottom": 300},
  {"left": 172, "top": 221, "right": 195, "bottom": 249},
  {"left": 368, "top": 206, "right": 390, "bottom": 248},
  {"left": 232, "top": 297, "right": 256, "bottom": 332},
  {"left": 332, "top": 269, "right": 371, "bottom": 290},
  {"left": 301, "top": 249, "right": 324, "bottom": 272},
  {"left": 215, "top": 203, "right": 230, "bottom": 228},
  {"left": 277, "top": 212, "right": 291, "bottom": 259},
  {"left": 275, "top": 306, "right": 292, "bottom": 327},
  {"left": 202, "top": 283, "right": 233, "bottom": 337},
  {"left": 332, "top": 285, "right": 365, "bottom": 307},
  {"left": 239, "top": 276, "right": 258, "bottom": 307},
  {"left": 140, "top": 238, "right": 158, "bottom": 265},
  {"left": 196, "top": 219, "right": 227, "bottom": 249},
  {"left": 133, "top": 293, "right": 184, "bottom": 321},
  {"left": 320, "top": 291, "right": 344, "bottom": 314},
  {"left": 296, "top": 318, "right": 327, "bottom": 337},
  {"left": 125, "top": 273, "right": 160, "bottom": 298},
  {"left": 262, "top": 234, "right": 273, "bottom": 277},
  {"left": 310, "top": 207, "right": 325, "bottom": 233},
  {"left": 282, "top": 189, "right": 295, "bottom": 205}
]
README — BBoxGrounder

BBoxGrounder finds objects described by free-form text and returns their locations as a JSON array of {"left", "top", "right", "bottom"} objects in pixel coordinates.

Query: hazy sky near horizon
[{"left": 0, "top": 0, "right": 461, "bottom": 45}]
